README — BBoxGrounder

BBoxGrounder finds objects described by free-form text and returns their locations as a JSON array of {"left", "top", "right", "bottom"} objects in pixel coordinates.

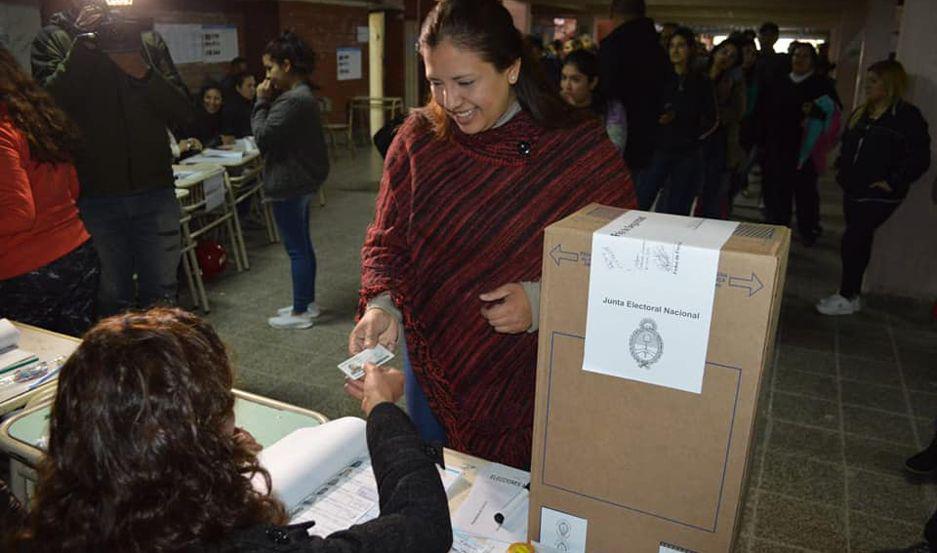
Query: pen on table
[{"left": 494, "top": 482, "right": 530, "bottom": 527}]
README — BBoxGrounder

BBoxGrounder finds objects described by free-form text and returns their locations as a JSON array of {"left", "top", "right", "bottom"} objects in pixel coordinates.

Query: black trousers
[
  {"left": 763, "top": 153, "right": 820, "bottom": 238},
  {"left": 0, "top": 240, "right": 100, "bottom": 337},
  {"left": 839, "top": 198, "right": 899, "bottom": 299}
]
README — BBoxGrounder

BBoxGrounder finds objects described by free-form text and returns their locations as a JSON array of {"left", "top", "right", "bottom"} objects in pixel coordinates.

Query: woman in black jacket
[
  {"left": 637, "top": 27, "right": 717, "bottom": 215},
  {"left": 817, "top": 60, "right": 931, "bottom": 316},
  {"left": 10, "top": 307, "right": 452, "bottom": 553}
]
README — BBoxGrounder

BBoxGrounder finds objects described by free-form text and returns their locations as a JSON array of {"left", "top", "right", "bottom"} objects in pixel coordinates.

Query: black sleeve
[
  {"left": 279, "top": 403, "right": 451, "bottom": 553},
  {"left": 888, "top": 106, "right": 932, "bottom": 196},
  {"left": 30, "top": 27, "right": 96, "bottom": 110}
]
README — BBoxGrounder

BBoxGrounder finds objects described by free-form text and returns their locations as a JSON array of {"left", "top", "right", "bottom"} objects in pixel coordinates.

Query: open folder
[{"left": 255, "top": 417, "right": 462, "bottom": 539}]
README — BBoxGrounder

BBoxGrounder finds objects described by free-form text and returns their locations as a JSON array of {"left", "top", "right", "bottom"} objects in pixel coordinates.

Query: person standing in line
[
  {"left": 0, "top": 45, "right": 99, "bottom": 336},
  {"left": 698, "top": 38, "right": 745, "bottom": 219},
  {"left": 560, "top": 49, "right": 603, "bottom": 116},
  {"left": 637, "top": 27, "right": 717, "bottom": 215},
  {"left": 31, "top": 0, "right": 193, "bottom": 317},
  {"left": 598, "top": 0, "right": 670, "bottom": 176},
  {"left": 346, "top": 0, "right": 636, "bottom": 469},
  {"left": 817, "top": 60, "right": 930, "bottom": 316},
  {"left": 253, "top": 31, "right": 330, "bottom": 330},
  {"left": 756, "top": 42, "right": 839, "bottom": 245}
]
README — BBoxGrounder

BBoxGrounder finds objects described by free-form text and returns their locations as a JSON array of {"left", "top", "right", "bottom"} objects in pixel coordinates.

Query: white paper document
[
  {"left": 582, "top": 212, "right": 738, "bottom": 394},
  {"left": 451, "top": 462, "right": 529, "bottom": 543},
  {"left": 258, "top": 417, "right": 465, "bottom": 539}
]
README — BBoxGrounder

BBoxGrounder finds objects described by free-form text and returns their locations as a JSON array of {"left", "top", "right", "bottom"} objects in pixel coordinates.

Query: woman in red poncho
[{"left": 346, "top": 0, "right": 636, "bottom": 469}]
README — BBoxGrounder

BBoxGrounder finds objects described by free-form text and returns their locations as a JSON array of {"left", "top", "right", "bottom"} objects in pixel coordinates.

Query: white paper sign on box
[
  {"left": 539, "top": 507, "right": 588, "bottom": 553},
  {"left": 582, "top": 211, "right": 737, "bottom": 394}
]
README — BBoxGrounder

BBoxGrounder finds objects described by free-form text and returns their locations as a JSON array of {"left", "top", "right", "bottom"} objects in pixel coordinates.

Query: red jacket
[{"left": 0, "top": 116, "right": 89, "bottom": 280}]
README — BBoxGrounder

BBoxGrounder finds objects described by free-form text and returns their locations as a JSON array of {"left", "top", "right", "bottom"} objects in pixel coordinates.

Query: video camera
[{"left": 76, "top": 0, "right": 153, "bottom": 53}]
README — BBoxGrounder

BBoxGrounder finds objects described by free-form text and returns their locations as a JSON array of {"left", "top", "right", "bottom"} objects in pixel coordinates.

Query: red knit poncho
[{"left": 360, "top": 109, "right": 636, "bottom": 468}]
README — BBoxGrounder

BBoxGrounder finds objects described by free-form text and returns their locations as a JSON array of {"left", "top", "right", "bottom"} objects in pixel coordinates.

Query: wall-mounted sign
[{"left": 337, "top": 47, "right": 362, "bottom": 81}]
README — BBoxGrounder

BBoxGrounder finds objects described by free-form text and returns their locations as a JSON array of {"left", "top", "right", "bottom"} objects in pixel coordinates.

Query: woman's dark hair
[
  {"left": 418, "top": 0, "right": 582, "bottom": 137},
  {"left": 668, "top": 27, "right": 697, "bottom": 60},
  {"left": 0, "top": 45, "right": 80, "bottom": 164},
  {"left": 792, "top": 41, "right": 819, "bottom": 65},
  {"left": 709, "top": 38, "right": 744, "bottom": 73},
  {"left": 13, "top": 307, "right": 287, "bottom": 553},
  {"left": 563, "top": 49, "right": 599, "bottom": 81},
  {"left": 234, "top": 71, "right": 255, "bottom": 89},
  {"left": 264, "top": 30, "right": 316, "bottom": 76},
  {"left": 199, "top": 82, "right": 223, "bottom": 102}
]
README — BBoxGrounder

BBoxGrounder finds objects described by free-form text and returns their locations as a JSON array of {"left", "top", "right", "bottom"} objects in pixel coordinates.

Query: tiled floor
[{"left": 200, "top": 148, "right": 937, "bottom": 553}]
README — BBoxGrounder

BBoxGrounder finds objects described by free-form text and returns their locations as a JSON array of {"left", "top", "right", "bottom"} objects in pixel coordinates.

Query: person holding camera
[{"left": 30, "top": 0, "right": 194, "bottom": 317}]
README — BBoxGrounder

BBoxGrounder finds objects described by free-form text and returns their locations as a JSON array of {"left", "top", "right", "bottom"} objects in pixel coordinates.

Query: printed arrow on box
[
  {"left": 549, "top": 244, "right": 580, "bottom": 266},
  {"left": 727, "top": 272, "right": 763, "bottom": 297}
]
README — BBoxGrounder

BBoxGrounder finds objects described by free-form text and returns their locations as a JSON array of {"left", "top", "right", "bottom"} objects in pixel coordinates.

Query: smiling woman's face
[{"left": 423, "top": 39, "right": 520, "bottom": 135}]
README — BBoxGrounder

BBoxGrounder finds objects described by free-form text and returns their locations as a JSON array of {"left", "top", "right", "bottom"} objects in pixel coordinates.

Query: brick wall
[{"left": 278, "top": 1, "right": 371, "bottom": 124}]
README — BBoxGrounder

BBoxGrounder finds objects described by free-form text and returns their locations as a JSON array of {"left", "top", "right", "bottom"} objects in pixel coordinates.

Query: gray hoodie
[{"left": 251, "top": 82, "right": 330, "bottom": 200}]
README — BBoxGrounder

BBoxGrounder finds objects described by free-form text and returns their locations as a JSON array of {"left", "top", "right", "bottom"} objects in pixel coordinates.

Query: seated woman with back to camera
[{"left": 8, "top": 307, "right": 452, "bottom": 553}]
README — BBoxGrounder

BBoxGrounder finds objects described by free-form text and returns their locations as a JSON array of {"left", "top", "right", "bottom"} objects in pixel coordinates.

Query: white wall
[
  {"left": 864, "top": 0, "right": 937, "bottom": 299},
  {"left": 0, "top": 0, "right": 41, "bottom": 70}
]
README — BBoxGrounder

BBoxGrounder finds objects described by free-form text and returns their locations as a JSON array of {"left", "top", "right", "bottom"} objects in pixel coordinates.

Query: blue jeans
[
  {"left": 636, "top": 149, "right": 700, "bottom": 215},
  {"left": 400, "top": 331, "right": 448, "bottom": 445},
  {"left": 271, "top": 194, "right": 316, "bottom": 313},
  {"left": 78, "top": 187, "right": 181, "bottom": 317}
]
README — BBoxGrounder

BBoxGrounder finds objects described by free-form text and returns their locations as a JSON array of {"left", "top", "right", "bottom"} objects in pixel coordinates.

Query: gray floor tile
[
  {"left": 777, "top": 345, "right": 837, "bottom": 377},
  {"left": 910, "top": 391, "right": 937, "bottom": 420},
  {"left": 781, "top": 327, "right": 835, "bottom": 353},
  {"left": 768, "top": 420, "right": 843, "bottom": 464},
  {"left": 774, "top": 370, "right": 839, "bottom": 402},
  {"left": 846, "top": 468, "right": 930, "bottom": 524},
  {"left": 753, "top": 492, "right": 847, "bottom": 552},
  {"left": 849, "top": 511, "right": 925, "bottom": 552},
  {"left": 838, "top": 336, "right": 896, "bottom": 363},
  {"left": 759, "top": 450, "right": 845, "bottom": 506},
  {"left": 844, "top": 434, "right": 917, "bottom": 476},
  {"left": 903, "top": 365, "right": 937, "bottom": 395},
  {"left": 843, "top": 405, "right": 917, "bottom": 446},
  {"left": 771, "top": 391, "right": 840, "bottom": 430},
  {"left": 841, "top": 380, "right": 909, "bottom": 415},
  {"left": 747, "top": 538, "right": 819, "bottom": 552},
  {"left": 914, "top": 419, "right": 934, "bottom": 448},
  {"left": 838, "top": 355, "right": 902, "bottom": 387}
]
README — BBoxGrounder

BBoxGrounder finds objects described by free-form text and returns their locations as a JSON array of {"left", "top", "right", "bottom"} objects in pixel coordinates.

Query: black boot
[{"left": 906, "top": 431, "right": 937, "bottom": 475}]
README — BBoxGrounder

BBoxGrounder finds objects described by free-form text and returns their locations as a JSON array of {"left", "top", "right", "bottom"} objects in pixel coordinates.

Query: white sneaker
[
  {"left": 277, "top": 302, "right": 321, "bottom": 318},
  {"left": 816, "top": 294, "right": 861, "bottom": 316},
  {"left": 267, "top": 311, "right": 315, "bottom": 329}
]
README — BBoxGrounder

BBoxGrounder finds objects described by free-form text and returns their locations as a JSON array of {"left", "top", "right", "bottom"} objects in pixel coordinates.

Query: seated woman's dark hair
[
  {"left": 418, "top": 0, "right": 581, "bottom": 137},
  {"left": 0, "top": 45, "right": 80, "bottom": 164},
  {"left": 12, "top": 307, "right": 286, "bottom": 553},
  {"left": 199, "top": 81, "right": 223, "bottom": 103},
  {"left": 264, "top": 30, "right": 316, "bottom": 76}
]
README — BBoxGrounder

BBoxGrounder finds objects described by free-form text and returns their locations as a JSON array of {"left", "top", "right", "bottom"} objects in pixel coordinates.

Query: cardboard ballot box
[{"left": 529, "top": 205, "right": 790, "bottom": 553}]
